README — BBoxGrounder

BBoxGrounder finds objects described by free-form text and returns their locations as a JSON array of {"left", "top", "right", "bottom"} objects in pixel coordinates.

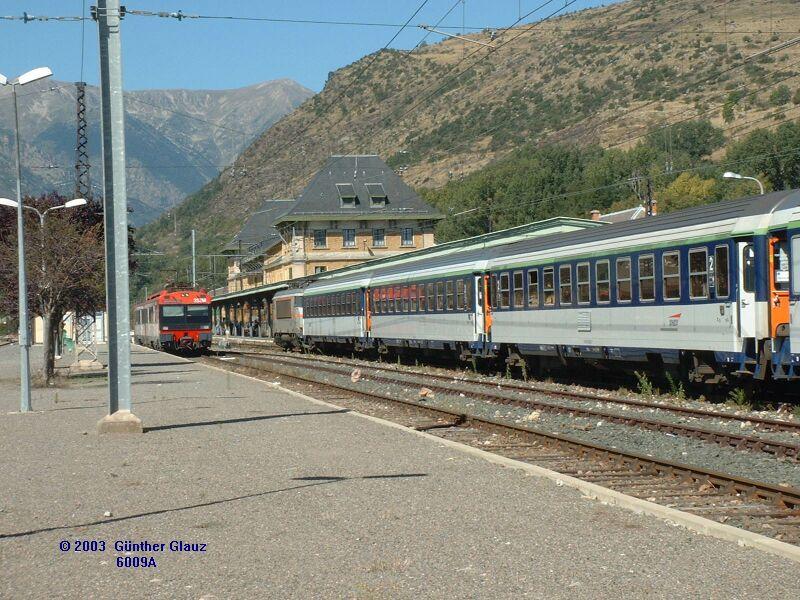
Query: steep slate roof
[
  {"left": 275, "top": 155, "right": 442, "bottom": 222},
  {"left": 223, "top": 198, "right": 295, "bottom": 253}
]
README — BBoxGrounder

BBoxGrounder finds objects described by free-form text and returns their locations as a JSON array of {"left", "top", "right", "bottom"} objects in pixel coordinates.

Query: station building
[{"left": 214, "top": 154, "right": 442, "bottom": 335}]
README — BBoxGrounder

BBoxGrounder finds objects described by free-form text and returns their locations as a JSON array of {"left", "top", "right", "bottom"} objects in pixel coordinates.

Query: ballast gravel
[{"left": 267, "top": 358, "right": 800, "bottom": 489}]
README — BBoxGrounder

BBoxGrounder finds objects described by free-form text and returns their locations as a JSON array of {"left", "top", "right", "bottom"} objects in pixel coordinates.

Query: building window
[
  {"left": 401, "top": 227, "right": 414, "bottom": 247},
  {"left": 663, "top": 251, "right": 681, "bottom": 300},
  {"left": 596, "top": 260, "right": 610, "bottom": 303},
  {"left": 543, "top": 267, "right": 555, "bottom": 306},
  {"left": 559, "top": 265, "right": 572, "bottom": 305},
  {"left": 513, "top": 271, "right": 524, "bottom": 308},
  {"left": 313, "top": 230, "right": 326, "bottom": 248},
  {"left": 715, "top": 245, "right": 730, "bottom": 298},
  {"left": 372, "top": 228, "right": 386, "bottom": 247},
  {"left": 314, "top": 266, "right": 327, "bottom": 274},
  {"left": 639, "top": 255, "right": 655, "bottom": 301},
  {"left": 335, "top": 183, "right": 357, "bottom": 207},
  {"left": 342, "top": 228, "right": 356, "bottom": 248},
  {"left": 527, "top": 269, "right": 539, "bottom": 308},
  {"left": 689, "top": 248, "right": 708, "bottom": 299},
  {"left": 288, "top": 267, "right": 293, "bottom": 279},
  {"left": 499, "top": 273, "right": 511, "bottom": 308},
  {"left": 365, "top": 182, "right": 387, "bottom": 206},
  {"left": 576, "top": 263, "right": 590, "bottom": 305}
]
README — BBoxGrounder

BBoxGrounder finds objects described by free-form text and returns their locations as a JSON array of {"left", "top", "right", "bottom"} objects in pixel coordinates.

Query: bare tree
[{"left": 0, "top": 194, "right": 108, "bottom": 383}]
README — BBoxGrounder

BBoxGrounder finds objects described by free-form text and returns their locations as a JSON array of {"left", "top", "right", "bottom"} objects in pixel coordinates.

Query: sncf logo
[{"left": 662, "top": 313, "right": 682, "bottom": 330}]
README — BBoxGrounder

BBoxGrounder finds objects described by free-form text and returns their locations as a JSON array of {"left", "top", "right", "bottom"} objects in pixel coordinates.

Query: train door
[
  {"left": 473, "top": 274, "right": 486, "bottom": 343},
  {"left": 790, "top": 235, "right": 800, "bottom": 353},
  {"left": 737, "top": 241, "right": 757, "bottom": 339},
  {"left": 768, "top": 234, "right": 790, "bottom": 338}
]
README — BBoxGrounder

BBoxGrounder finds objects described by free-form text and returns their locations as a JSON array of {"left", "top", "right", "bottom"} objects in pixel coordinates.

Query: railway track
[
  {"left": 202, "top": 352, "right": 800, "bottom": 546},
  {"left": 217, "top": 342, "right": 799, "bottom": 428},
  {"left": 215, "top": 347, "right": 800, "bottom": 461}
]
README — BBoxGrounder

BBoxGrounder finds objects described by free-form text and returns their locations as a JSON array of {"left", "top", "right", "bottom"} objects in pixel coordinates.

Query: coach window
[
  {"left": 427, "top": 283, "right": 435, "bottom": 312},
  {"left": 543, "top": 267, "right": 555, "bottom": 306},
  {"left": 792, "top": 237, "right": 800, "bottom": 295},
  {"left": 372, "top": 290, "right": 380, "bottom": 315},
  {"left": 616, "top": 257, "right": 631, "bottom": 302},
  {"left": 639, "top": 255, "right": 655, "bottom": 301},
  {"left": 577, "top": 263, "right": 590, "bottom": 305},
  {"left": 445, "top": 280, "right": 454, "bottom": 310},
  {"left": 466, "top": 279, "right": 474, "bottom": 309},
  {"left": 512, "top": 271, "right": 524, "bottom": 308},
  {"left": 410, "top": 285, "right": 418, "bottom": 312},
  {"left": 689, "top": 248, "right": 709, "bottom": 299},
  {"left": 715, "top": 246, "right": 730, "bottom": 298},
  {"left": 527, "top": 269, "right": 539, "bottom": 308},
  {"left": 392, "top": 286, "right": 400, "bottom": 313},
  {"left": 559, "top": 265, "right": 573, "bottom": 305},
  {"left": 419, "top": 284, "right": 427, "bottom": 312},
  {"left": 499, "top": 273, "right": 511, "bottom": 308},
  {"left": 436, "top": 281, "right": 445, "bottom": 311},
  {"left": 596, "top": 260, "right": 610, "bottom": 303},
  {"left": 663, "top": 251, "right": 681, "bottom": 300},
  {"left": 489, "top": 275, "right": 497, "bottom": 309},
  {"left": 457, "top": 280, "right": 466, "bottom": 310},
  {"left": 401, "top": 286, "right": 408, "bottom": 313}
]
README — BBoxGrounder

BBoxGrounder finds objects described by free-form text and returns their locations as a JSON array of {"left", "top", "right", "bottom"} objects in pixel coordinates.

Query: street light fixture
[
  {"left": 722, "top": 171, "right": 765, "bottom": 195},
  {"left": 0, "top": 66, "right": 53, "bottom": 412}
]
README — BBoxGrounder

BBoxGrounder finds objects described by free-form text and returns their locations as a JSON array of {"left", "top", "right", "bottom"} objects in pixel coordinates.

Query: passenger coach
[{"left": 273, "top": 190, "right": 800, "bottom": 383}]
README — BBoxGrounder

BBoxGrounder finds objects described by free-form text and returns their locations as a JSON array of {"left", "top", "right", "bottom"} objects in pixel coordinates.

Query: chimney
[{"left": 590, "top": 210, "right": 601, "bottom": 221}]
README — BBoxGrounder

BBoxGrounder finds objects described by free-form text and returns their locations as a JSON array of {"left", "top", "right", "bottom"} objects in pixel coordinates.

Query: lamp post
[
  {"left": 722, "top": 171, "right": 765, "bottom": 195},
  {"left": 0, "top": 66, "right": 53, "bottom": 412},
  {"left": 0, "top": 197, "right": 87, "bottom": 392}
]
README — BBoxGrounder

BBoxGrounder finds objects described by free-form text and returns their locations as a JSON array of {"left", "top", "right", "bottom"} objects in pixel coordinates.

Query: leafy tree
[
  {"left": 793, "top": 88, "right": 800, "bottom": 105},
  {"left": 722, "top": 101, "right": 735, "bottom": 124},
  {"left": 645, "top": 120, "right": 725, "bottom": 162},
  {"left": 0, "top": 194, "right": 113, "bottom": 383},
  {"left": 724, "top": 122, "right": 800, "bottom": 191},
  {"left": 770, "top": 85, "right": 792, "bottom": 107},
  {"left": 657, "top": 173, "right": 720, "bottom": 213}
]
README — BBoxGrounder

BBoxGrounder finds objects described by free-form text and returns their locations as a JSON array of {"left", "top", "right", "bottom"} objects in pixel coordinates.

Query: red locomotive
[{"left": 133, "top": 287, "right": 213, "bottom": 354}]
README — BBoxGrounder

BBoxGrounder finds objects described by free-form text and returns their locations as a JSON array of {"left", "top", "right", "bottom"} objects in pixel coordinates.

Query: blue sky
[{"left": 1, "top": 1, "right": 618, "bottom": 91}]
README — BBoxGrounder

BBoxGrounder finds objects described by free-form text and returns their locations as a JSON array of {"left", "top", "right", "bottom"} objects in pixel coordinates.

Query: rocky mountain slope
[
  {"left": 137, "top": 0, "right": 800, "bottom": 278},
  {"left": 0, "top": 79, "right": 312, "bottom": 225}
]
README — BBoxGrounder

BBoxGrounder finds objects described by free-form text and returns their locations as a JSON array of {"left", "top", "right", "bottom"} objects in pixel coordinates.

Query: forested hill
[{"left": 137, "top": 0, "right": 800, "bottom": 285}]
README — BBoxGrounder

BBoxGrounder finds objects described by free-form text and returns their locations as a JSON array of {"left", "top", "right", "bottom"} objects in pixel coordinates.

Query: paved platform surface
[{"left": 1, "top": 344, "right": 799, "bottom": 599}]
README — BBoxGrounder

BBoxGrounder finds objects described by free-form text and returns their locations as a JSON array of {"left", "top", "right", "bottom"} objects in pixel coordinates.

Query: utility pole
[
  {"left": 11, "top": 80, "right": 31, "bottom": 413},
  {"left": 191, "top": 229, "right": 196, "bottom": 288},
  {"left": 95, "top": 0, "right": 141, "bottom": 433}
]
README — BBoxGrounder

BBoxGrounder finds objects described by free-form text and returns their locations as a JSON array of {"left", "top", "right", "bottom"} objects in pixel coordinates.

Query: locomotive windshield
[{"left": 160, "top": 304, "right": 211, "bottom": 327}]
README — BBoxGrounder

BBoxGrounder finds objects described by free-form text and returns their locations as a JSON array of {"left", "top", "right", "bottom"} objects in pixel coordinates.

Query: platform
[{"left": 0, "top": 344, "right": 798, "bottom": 598}]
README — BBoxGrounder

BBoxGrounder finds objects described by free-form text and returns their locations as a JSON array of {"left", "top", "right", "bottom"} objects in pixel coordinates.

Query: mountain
[
  {"left": 0, "top": 79, "right": 313, "bottom": 225},
  {"left": 136, "top": 0, "right": 800, "bottom": 283}
]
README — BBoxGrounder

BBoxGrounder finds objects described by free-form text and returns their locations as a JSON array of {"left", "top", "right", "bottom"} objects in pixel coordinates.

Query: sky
[{"left": 0, "top": 1, "right": 620, "bottom": 92}]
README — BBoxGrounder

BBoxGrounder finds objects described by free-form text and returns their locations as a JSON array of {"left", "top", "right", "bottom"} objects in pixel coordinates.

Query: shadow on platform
[
  {"left": 0, "top": 473, "right": 428, "bottom": 540},
  {"left": 143, "top": 408, "right": 350, "bottom": 432}
]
